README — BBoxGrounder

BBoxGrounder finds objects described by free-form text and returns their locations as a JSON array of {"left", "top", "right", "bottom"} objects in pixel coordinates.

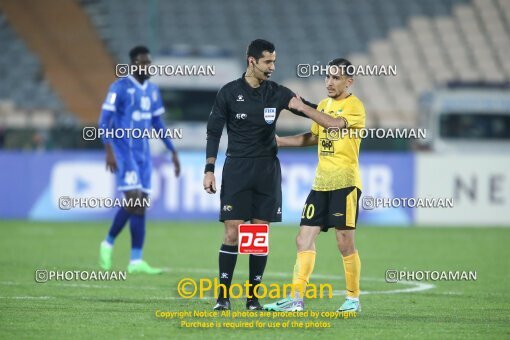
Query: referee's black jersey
[{"left": 206, "top": 73, "right": 316, "bottom": 159}]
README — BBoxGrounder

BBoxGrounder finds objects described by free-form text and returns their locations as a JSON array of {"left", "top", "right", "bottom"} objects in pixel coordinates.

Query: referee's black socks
[
  {"left": 248, "top": 254, "right": 268, "bottom": 300},
  {"left": 218, "top": 244, "right": 238, "bottom": 300}
]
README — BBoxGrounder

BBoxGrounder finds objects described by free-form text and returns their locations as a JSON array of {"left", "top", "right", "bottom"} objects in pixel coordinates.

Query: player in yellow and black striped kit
[{"left": 264, "top": 58, "right": 365, "bottom": 313}]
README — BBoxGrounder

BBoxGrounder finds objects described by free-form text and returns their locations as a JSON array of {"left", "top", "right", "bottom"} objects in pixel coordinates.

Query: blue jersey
[{"left": 99, "top": 75, "right": 165, "bottom": 163}]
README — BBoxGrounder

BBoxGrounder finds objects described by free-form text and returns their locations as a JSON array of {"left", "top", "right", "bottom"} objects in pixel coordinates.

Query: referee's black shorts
[{"left": 219, "top": 156, "right": 282, "bottom": 222}]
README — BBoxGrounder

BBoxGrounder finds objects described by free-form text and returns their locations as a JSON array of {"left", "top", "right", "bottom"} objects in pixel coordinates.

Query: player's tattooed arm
[
  {"left": 289, "top": 96, "right": 347, "bottom": 129},
  {"left": 276, "top": 132, "right": 318, "bottom": 147}
]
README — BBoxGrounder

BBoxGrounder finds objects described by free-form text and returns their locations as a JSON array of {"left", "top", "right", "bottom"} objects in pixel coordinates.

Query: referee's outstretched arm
[{"left": 203, "top": 88, "right": 227, "bottom": 194}]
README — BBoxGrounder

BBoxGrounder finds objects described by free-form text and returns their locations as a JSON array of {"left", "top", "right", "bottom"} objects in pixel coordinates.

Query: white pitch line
[
  {"left": 332, "top": 282, "right": 436, "bottom": 296},
  {"left": 0, "top": 296, "right": 54, "bottom": 300},
  {"left": 53, "top": 282, "right": 161, "bottom": 290},
  {"left": 163, "top": 267, "right": 436, "bottom": 295},
  {"left": 76, "top": 296, "right": 215, "bottom": 301},
  {"left": 0, "top": 267, "right": 436, "bottom": 296},
  {"left": 0, "top": 281, "right": 160, "bottom": 290},
  {"left": 0, "top": 295, "right": 212, "bottom": 301}
]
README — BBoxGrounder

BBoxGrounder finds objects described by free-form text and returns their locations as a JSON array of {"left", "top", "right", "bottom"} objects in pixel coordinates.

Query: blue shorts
[{"left": 116, "top": 157, "right": 152, "bottom": 194}]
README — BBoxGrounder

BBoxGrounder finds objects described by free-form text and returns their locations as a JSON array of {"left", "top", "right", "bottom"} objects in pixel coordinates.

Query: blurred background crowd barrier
[{"left": 0, "top": 0, "right": 508, "bottom": 225}]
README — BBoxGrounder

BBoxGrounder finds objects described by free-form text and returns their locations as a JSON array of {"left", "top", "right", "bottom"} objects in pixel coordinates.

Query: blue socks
[
  {"left": 104, "top": 208, "right": 146, "bottom": 263},
  {"left": 105, "top": 208, "right": 131, "bottom": 245},
  {"left": 129, "top": 214, "right": 146, "bottom": 262}
]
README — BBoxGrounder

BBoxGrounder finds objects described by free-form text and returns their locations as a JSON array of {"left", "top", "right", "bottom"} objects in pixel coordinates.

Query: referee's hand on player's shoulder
[{"left": 203, "top": 172, "right": 216, "bottom": 194}]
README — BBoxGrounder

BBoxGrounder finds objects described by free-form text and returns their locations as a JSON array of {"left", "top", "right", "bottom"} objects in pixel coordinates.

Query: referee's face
[
  {"left": 250, "top": 51, "right": 276, "bottom": 81},
  {"left": 325, "top": 66, "right": 353, "bottom": 99}
]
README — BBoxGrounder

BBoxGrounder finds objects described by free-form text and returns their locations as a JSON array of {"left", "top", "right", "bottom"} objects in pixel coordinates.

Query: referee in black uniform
[{"left": 203, "top": 39, "right": 315, "bottom": 310}]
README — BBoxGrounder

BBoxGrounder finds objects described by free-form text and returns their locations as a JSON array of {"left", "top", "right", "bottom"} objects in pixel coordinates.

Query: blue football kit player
[{"left": 98, "top": 46, "right": 180, "bottom": 274}]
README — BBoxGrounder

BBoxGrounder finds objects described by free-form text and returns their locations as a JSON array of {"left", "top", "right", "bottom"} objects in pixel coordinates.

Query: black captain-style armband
[{"left": 204, "top": 163, "right": 215, "bottom": 174}]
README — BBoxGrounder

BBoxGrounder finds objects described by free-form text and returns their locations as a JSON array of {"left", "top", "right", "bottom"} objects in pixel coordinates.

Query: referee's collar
[{"left": 240, "top": 73, "right": 266, "bottom": 94}]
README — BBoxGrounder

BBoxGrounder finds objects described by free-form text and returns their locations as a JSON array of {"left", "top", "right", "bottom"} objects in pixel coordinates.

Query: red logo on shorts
[{"left": 238, "top": 224, "right": 269, "bottom": 254}]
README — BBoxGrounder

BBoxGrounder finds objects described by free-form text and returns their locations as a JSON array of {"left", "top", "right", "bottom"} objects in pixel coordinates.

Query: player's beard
[
  {"left": 137, "top": 73, "right": 150, "bottom": 83},
  {"left": 328, "top": 88, "right": 344, "bottom": 99}
]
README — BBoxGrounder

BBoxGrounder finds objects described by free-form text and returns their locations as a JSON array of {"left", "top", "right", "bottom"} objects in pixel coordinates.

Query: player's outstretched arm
[
  {"left": 281, "top": 85, "right": 317, "bottom": 117},
  {"left": 276, "top": 132, "right": 318, "bottom": 147},
  {"left": 289, "top": 96, "right": 347, "bottom": 129}
]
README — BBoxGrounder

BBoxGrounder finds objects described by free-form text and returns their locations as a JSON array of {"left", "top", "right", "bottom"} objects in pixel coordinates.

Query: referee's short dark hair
[
  {"left": 246, "top": 39, "right": 275, "bottom": 66},
  {"left": 328, "top": 58, "right": 354, "bottom": 77},
  {"left": 129, "top": 46, "right": 150, "bottom": 62}
]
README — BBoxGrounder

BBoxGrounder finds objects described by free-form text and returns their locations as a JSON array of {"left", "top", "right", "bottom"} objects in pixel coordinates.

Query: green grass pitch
[{"left": 1, "top": 221, "right": 509, "bottom": 339}]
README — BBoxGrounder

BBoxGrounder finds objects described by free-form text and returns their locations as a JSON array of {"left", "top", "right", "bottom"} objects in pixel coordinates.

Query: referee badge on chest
[{"left": 264, "top": 108, "right": 276, "bottom": 124}]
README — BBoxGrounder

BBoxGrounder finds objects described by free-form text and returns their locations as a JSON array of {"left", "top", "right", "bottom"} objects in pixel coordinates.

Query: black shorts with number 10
[
  {"left": 300, "top": 186, "right": 362, "bottom": 231},
  {"left": 219, "top": 157, "right": 282, "bottom": 222}
]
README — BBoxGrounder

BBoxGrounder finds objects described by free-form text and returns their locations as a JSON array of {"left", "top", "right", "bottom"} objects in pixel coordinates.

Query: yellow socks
[
  {"left": 292, "top": 250, "right": 316, "bottom": 297},
  {"left": 342, "top": 251, "right": 361, "bottom": 298},
  {"left": 291, "top": 250, "right": 360, "bottom": 298}
]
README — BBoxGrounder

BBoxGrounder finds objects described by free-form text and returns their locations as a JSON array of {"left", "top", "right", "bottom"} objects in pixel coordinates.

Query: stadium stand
[
  {"left": 79, "top": 0, "right": 510, "bottom": 129},
  {"left": 0, "top": 11, "right": 63, "bottom": 129},
  {"left": 1, "top": 0, "right": 509, "bottom": 137},
  {"left": 0, "top": 0, "right": 116, "bottom": 124}
]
